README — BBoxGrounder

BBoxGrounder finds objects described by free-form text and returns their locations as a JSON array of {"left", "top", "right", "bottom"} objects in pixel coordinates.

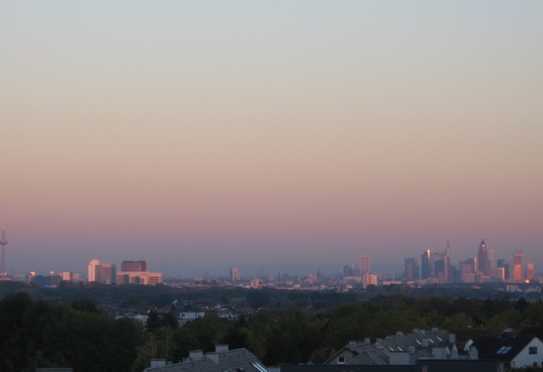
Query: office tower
[
  {"left": 477, "top": 240, "right": 495, "bottom": 277},
  {"left": 364, "top": 273, "right": 378, "bottom": 287},
  {"left": 87, "top": 259, "right": 116, "bottom": 284},
  {"left": 343, "top": 265, "right": 354, "bottom": 277},
  {"left": 358, "top": 256, "right": 372, "bottom": 288},
  {"left": 97, "top": 263, "right": 116, "bottom": 284},
  {"left": 88, "top": 258, "right": 101, "bottom": 282},
  {"left": 404, "top": 257, "right": 420, "bottom": 282},
  {"left": 526, "top": 262, "right": 536, "bottom": 282},
  {"left": 116, "top": 260, "right": 163, "bottom": 286},
  {"left": 0, "top": 230, "right": 8, "bottom": 275},
  {"left": 116, "top": 270, "right": 162, "bottom": 285},
  {"left": 360, "top": 256, "right": 370, "bottom": 277},
  {"left": 433, "top": 251, "right": 450, "bottom": 283},
  {"left": 121, "top": 260, "right": 147, "bottom": 272},
  {"left": 512, "top": 250, "right": 524, "bottom": 283},
  {"left": 230, "top": 267, "right": 241, "bottom": 282},
  {"left": 497, "top": 259, "right": 510, "bottom": 281},
  {"left": 460, "top": 257, "right": 477, "bottom": 283},
  {"left": 421, "top": 249, "right": 432, "bottom": 279}
]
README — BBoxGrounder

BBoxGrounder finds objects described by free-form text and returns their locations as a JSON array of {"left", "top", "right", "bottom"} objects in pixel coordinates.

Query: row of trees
[{"left": 0, "top": 293, "right": 142, "bottom": 372}]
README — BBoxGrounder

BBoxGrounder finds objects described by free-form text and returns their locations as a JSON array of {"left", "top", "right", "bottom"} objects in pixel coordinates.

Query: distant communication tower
[{"left": 0, "top": 230, "right": 7, "bottom": 274}]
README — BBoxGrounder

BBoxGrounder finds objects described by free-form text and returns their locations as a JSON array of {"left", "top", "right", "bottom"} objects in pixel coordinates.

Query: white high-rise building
[
  {"left": 87, "top": 258, "right": 101, "bottom": 282},
  {"left": 230, "top": 267, "right": 241, "bottom": 282}
]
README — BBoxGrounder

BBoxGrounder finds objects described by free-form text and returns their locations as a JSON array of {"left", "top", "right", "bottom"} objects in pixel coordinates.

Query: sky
[{"left": 1, "top": 1, "right": 542, "bottom": 276}]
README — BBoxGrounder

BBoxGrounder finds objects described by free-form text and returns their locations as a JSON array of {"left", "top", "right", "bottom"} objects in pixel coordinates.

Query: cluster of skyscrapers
[
  {"left": 403, "top": 240, "right": 536, "bottom": 284},
  {"left": 343, "top": 256, "right": 379, "bottom": 287}
]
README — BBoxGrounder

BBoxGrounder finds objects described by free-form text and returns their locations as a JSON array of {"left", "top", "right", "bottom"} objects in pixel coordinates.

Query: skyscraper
[
  {"left": 97, "top": 263, "right": 116, "bottom": 285},
  {"left": 404, "top": 257, "right": 420, "bottom": 282},
  {"left": 230, "top": 267, "right": 241, "bottom": 282},
  {"left": 342, "top": 265, "right": 354, "bottom": 277},
  {"left": 433, "top": 251, "right": 450, "bottom": 283},
  {"left": 512, "top": 250, "right": 524, "bottom": 283},
  {"left": 460, "top": 257, "right": 477, "bottom": 283},
  {"left": 359, "top": 256, "right": 372, "bottom": 288},
  {"left": 88, "top": 258, "right": 101, "bottom": 282},
  {"left": 477, "top": 240, "right": 495, "bottom": 277},
  {"left": 526, "top": 262, "right": 536, "bottom": 282},
  {"left": 87, "top": 258, "right": 116, "bottom": 284},
  {"left": 0, "top": 230, "right": 8, "bottom": 275},
  {"left": 360, "top": 256, "right": 370, "bottom": 277},
  {"left": 421, "top": 249, "right": 432, "bottom": 280}
]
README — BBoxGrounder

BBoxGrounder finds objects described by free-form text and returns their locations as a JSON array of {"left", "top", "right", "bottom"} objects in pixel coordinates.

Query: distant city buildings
[
  {"left": 396, "top": 241, "right": 537, "bottom": 286},
  {"left": 0, "top": 230, "right": 7, "bottom": 274},
  {"left": 121, "top": 260, "right": 147, "bottom": 272},
  {"left": 432, "top": 250, "right": 451, "bottom": 283},
  {"left": 60, "top": 271, "right": 82, "bottom": 283},
  {"left": 117, "top": 259, "right": 162, "bottom": 285},
  {"left": 460, "top": 257, "right": 477, "bottom": 283},
  {"left": 87, "top": 258, "right": 162, "bottom": 286},
  {"left": 230, "top": 267, "right": 241, "bottom": 282},
  {"left": 87, "top": 259, "right": 116, "bottom": 285},
  {"left": 359, "top": 256, "right": 378, "bottom": 288},
  {"left": 404, "top": 257, "right": 420, "bottom": 282},
  {"left": 513, "top": 250, "right": 524, "bottom": 283},
  {"left": 2, "top": 230, "right": 540, "bottom": 291},
  {"left": 527, "top": 262, "right": 536, "bottom": 282},
  {"left": 359, "top": 256, "right": 370, "bottom": 277},
  {"left": 421, "top": 249, "right": 432, "bottom": 280}
]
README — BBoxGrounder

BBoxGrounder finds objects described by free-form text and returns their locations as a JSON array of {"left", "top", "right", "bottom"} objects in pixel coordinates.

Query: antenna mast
[{"left": 0, "top": 230, "right": 8, "bottom": 275}]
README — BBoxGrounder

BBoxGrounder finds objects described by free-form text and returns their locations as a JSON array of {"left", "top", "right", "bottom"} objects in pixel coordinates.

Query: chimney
[
  {"left": 189, "top": 350, "right": 204, "bottom": 361},
  {"left": 215, "top": 344, "right": 229, "bottom": 353}
]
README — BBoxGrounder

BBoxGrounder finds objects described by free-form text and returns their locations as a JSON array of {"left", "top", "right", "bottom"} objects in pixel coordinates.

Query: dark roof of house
[
  {"left": 282, "top": 365, "right": 418, "bottom": 372},
  {"left": 145, "top": 348, "right": 263, "bottom": 372},
  {"left": 472, "top": 335, "right": 538, "bottom": 361},
  {"left": 417, "top": 360, "right": 500, "bottom": 372},
  {"left": 282, "top": 360, "right": 500, "bottom": 372}
]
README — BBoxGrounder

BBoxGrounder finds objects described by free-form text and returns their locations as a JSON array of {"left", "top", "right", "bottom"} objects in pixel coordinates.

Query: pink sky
[{"left": 1, "top": 1, "right": 542, "bottom": 274}]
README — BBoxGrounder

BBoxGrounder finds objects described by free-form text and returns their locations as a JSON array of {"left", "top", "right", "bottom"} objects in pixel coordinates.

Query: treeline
[
  {"left": 136, "top": 296, "right": 543, "bottom": 367},
  {"left": 1, "top": 282, "right": 527, "bottom": 313},
  {"left": 2, "top": 293, "right": 543, "bottom": 371},
  {"left": 0, "top": 293, "right": 142, "bottom": 372}
]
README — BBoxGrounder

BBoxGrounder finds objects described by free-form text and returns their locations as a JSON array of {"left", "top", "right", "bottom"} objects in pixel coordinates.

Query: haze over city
[{"left": 2, "top": 1, "right": 542, "bottom": 276}]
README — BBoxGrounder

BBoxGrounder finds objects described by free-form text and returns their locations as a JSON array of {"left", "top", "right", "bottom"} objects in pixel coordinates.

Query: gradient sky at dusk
[{"left": 2, "top": 1, "right": 542, "bottom": 276}]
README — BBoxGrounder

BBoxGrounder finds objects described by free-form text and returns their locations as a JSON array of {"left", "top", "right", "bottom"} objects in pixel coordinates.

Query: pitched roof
[
  {"left": 327, "top": 329, "right": 456, "bottom": 365},
  {"left": 283, "top": 365, "right": 418, "bottom": 372},
  {"left": 282, "top": 360, "right": 500, "bottom": 372},
  {"left": 417, "top": 360, "right": 500, "bottom": 372},
  {"left": 472, "top": 335, "right": 538, "bottom": 361},
  {"left": 145, "top": 348, "right": 264, "bottom": 372}
]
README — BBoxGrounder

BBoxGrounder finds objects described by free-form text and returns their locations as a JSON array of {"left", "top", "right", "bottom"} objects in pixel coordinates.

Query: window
[
  {"left": 529, "top": 346, "right": 538, "bottom": 355},
  {"left": 338, "top": 356, "right": 345, "bottom": 364}
]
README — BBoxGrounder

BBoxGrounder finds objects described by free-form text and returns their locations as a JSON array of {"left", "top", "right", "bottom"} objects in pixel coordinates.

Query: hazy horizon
[{"left": 2, "top": 1, "right": 542, "bottom": 276}]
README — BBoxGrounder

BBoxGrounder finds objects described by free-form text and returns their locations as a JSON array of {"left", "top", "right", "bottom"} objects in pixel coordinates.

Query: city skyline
[
  {"left": 2, "top": 2, "right": 543, "bottom": 274},
  {"left": 2, "top": 232, "right": 539, "bottom": 279}
]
